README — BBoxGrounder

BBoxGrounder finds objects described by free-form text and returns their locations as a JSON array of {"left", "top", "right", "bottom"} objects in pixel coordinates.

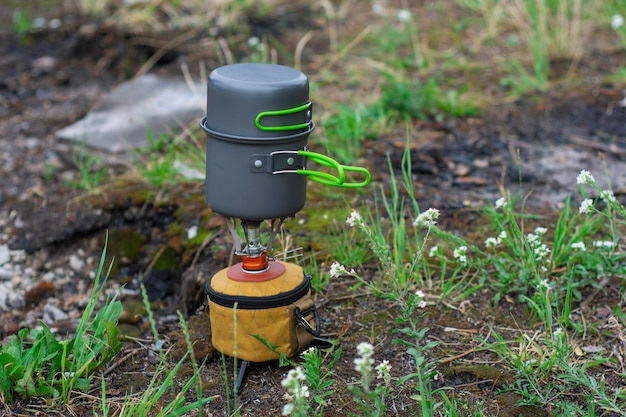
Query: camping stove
[{"left": 201, "top": 63, "right": 370, "bottom": 389}]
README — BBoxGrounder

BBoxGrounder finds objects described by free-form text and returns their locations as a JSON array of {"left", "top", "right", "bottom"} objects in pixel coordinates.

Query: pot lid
[{"left": 204, "top": 63, "right": 313, "bottom": 139}]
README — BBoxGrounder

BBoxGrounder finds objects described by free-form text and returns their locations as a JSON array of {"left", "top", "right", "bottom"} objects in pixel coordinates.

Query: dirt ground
[{"left": 1, "top": 3, "right": 626, "bottom": 416}]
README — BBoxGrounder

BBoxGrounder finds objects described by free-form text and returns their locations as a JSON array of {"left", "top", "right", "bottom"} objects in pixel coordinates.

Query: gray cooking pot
[
  {"left": 202, "top": 63, "right": 312, "bottom": 220},
  {"left": 201, "top": 63, "right": 370, "bottom": 221}
]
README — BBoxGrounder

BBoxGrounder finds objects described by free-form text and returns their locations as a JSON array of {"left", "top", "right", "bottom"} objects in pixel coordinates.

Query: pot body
[{"left": 202, "top": 63, "right": 314, "bottom": 220}]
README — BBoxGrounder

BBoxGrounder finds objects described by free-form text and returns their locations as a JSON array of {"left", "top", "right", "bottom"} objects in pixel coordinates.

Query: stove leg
[{"left": 235, "top": 360, "right": 250, "bottom": 395}]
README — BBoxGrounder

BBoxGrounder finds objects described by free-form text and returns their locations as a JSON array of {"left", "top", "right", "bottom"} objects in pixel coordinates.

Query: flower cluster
[
  {"left": 413, "top": 208, "right": 440, "bottom": 227},
  {"left": 453, "top": 246, "right": 468, "bottom": 263},
  {"left": 600, "top": 189, "right": 617, "bottom": 204},
  {"left": 346, "top": 210, "right": 364, "bottom": 228},
  {"left": 397, "top": 9, "right": 412, "bottom": 23},
  {"left": 415, "top": 290, "right": 427, "bottom": 308},
  {"left": 354, "top": 342, "right": 375, "bottom": 376},
  {"left": 612, "top": 14, "right": 624, "bottom": 30},
  {"left": 485, "top": 230, "right": 507, "bottom": 248},
  {"left": 576, "top": 170, "right": 596, "bottom": 186},
  {"left": 329, "top": 261, "right": 355, "bottom": 278},
  {"left": 579, "top": 198, "right": 593, "bottom": 214},
  {"left": 570, "top": 241, "right": 587, "bottom": 252},
  {"left": 537, "top": 278, "right": 552, "bottom": 291},
  {"left": 281, "top": 367, "right": 310, "bottom": 416},
  {"left": 375, "top": 360, "right": 392, "bottom": 385},
  {"left": 495, "top": 197, "right": 508, "bottom": 209},
  {"left": 525, "top": 228, "right": 551, "bottom": 262},
  {"left": 593, "top": 240, "right": 617, "bottom": 250},
  {"left": 353, "top": 342, "right": 393, "bottom": 389}
]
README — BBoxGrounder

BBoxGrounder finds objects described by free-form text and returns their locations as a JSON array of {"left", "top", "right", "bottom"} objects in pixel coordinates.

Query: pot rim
[{"left": 200, "top": 116, "right": 315, "bottom": 144}]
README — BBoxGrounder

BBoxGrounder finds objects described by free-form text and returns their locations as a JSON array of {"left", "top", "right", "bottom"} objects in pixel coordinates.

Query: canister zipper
[{"left": 206, "top": 275, "right": 311, "bottom": 309}]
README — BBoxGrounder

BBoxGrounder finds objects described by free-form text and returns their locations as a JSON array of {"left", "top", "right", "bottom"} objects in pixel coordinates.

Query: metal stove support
[{"left": 225, "top": 218, "right": 286, "bottom": 258}]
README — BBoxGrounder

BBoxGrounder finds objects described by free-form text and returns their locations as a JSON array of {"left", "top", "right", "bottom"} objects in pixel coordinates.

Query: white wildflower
[
  {"left": 356, "top": 342, "right": 374, "bottom": 358},
  {"left": 571, "top": 241, "right": 586, "bottom": 252},
  {"left": 418, "top": 300, "right": 427, "bottom": 309},
  {"left": 537, "top": 279, "right": 551, "bottom": 291},
  {"left": 186, "top": 225, "right": 198, "bottom": 240},
  {"left": 298, "top": 385, "right": 310, "bottom": 398},
  {"left": 592, "top": 240, "right": 617, "bottom": 249},
  {"left": 612, "top": 14, "right": 624, "bottom": 30},
  {"left": 498, "top": 230, "right": 507, "bottom": 240},
  {"left": 282, "top": 403, "right": 295, "bottom": 416},
  {"left": 485, "top": 236, "right": 500, "bottom": 248},
  {"left": 414, "top": 208, "right": 440, "bottom": 227},
  {"left": 576, "top": 170, "right": 595, "bottom": 186},
  {"left": 375, "top": 360, "right": 392, "bottom": 385},
  {"left": 600, "top": 189, "right": 617, "bottom": 204},
  {"left": 579, "top": 198, "right": 593, "bottom": 214},
  {"left": 329, "top": 261, "right": 348, "bottom": 278},
  {"left": 281, "top": 366, "right": 309, "bottom": 415},
  {"left": 354, "top": 342, "right": 375, "bottom": 375},
  {"left": 372, "top": 1, "right": 385, "bottom": 16},
  {"left": 534, "top": 227, "right": 547, "bottom": 235},
  {"left": 301, "top": 346, "right": 317, "bottom": 359},
  {"left": 495, "top": 197, "right": 507, "bottom": 209},
  {"left": 282, "top": 367, "right": 306, "bottom": 388},
  {"left": 428, "top": 245, "right": 439, "bottom": 257},
  {"left": 397, "top": 9, "right": 412, "bottom": 23},
  {"left": 248, "top": 36, "right": 260, "bottom": 47},
  {"left": 416, "top": 290, "right": 425, "bottom": 298},
  {"left": 553, "top": 327, "right": 564, "bottom": 340},
  {"left": 533, "top": 243, "right": 551, "bottom": 261},
  {"left": 526, "top": 233, "right": 539, "bottom": 246},
  {"left": 453, "top": 246, "right": 468, "bottom": 263},
  {"left": 346, "top": 210, "right": 363, "bottom": 227}
]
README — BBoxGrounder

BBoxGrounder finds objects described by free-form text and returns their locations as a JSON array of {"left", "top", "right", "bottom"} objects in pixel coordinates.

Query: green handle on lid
[
  {"left": 296, "top": 150, "right": 371, "bottom": 189},
  {"left": 256, "top": 102, "right": 312, "bottom": 131}
]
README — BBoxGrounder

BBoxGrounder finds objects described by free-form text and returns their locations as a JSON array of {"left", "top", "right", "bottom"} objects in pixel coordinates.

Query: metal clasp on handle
[
  {"left": 255, "top": 102, "right": 313, "bottom": 132},
  {"left": 250, "top": 150, "right": 371, "bottom": 189},
  {"left": 295, "top": 305, "right": 321, "bottom": 337}
]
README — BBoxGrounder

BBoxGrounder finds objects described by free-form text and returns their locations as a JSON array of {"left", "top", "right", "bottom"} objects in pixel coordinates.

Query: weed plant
[
  {"left": 70, "top": 143, "right": 108, "bottom": 191},
  {"left": 0, "top": 237, "right": 121, "bottom": 406},
  {"left": 106, "top": 292, "right": 213, "bottom": 416},
  {"left": 302, "top": 149, "right": 625, "bottom": 414},
  {"left": 134, "top": 130, "right": 180, "bottom": 186},
  {"left": 320, "top": 104, "right": 368, "bottom": 164}
]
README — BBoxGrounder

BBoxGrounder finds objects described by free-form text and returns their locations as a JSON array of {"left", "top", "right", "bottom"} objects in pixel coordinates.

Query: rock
[
  {"left": 69, "top": 254, "right": 84, "bottom": 272},
  {"left": 56, "top": 74, "right": 205, "bottom": 153},
  {"left": 0, "top": 244, "right": 9, "bottom": 265},
  {"left": 43, "top": 302, "right": 70, "bottom": 322}
]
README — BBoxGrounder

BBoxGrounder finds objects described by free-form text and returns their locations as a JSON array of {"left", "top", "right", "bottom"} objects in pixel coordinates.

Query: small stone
[
  {"left": 0, "top": 266, "right": 13, "bottom": 280},
  {"left": 43, "top": 303, "right": 69, "bottom": 323},
  {"left": 9, "top": 249, "right": 26, "bottom": 262},
  {"left": 69, "top": 255, "right": 84, "bottom": 272},
  {"left": 0, "top": 244, "right": 9, "bottom": 265}
]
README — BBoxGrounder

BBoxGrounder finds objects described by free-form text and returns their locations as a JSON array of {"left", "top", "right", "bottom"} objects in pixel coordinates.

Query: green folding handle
[
  {"left": 296, "top": 150, "right": 371, "bottom": 189},
  {"left": 256, "top": 102, "right": 312, "bottom": 132}
]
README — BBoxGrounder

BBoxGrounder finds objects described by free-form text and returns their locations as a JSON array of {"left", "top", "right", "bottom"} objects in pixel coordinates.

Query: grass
[
  {"left": 5, "top": 0, "right": 626, "bottom": 415},
  {"left": 69, "top": 143, "right": 109, "bottom": 191},
  {"left": 0, "top": 235, "right": 121, "bottom": 406},
  {"left": 280, "top": 156, "right": 625, "bottom": 416},
  {"left": 0, "top": 235, "right": 214, "bottom": 415}
]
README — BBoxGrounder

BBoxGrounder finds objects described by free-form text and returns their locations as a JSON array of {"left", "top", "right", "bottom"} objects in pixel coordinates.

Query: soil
[{"left": 1, "top": 2, "right": 626, "bottom": 417}]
